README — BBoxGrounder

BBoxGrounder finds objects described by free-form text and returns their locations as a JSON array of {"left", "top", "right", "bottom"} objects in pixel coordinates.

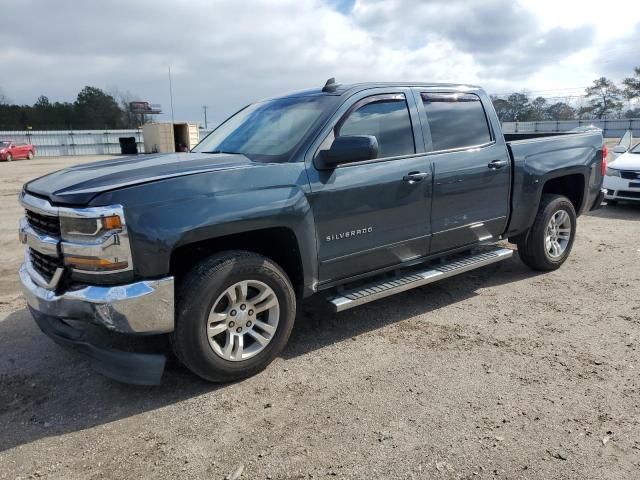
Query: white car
[{"left": 604, "top": 139, "right": 640, "bottom": 204}]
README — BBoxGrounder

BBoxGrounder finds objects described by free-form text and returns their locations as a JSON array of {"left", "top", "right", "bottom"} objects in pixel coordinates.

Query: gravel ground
[{"left": 0, "top": 154, "right": 639, "bottom": 480}]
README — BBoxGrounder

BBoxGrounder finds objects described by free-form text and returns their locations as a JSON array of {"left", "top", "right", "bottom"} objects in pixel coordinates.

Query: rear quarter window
[{"left": 422, "top": 93, "right": 492, "bottom": 152}]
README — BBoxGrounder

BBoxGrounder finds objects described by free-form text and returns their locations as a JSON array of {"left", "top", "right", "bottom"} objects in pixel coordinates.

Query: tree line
[
  {"left": 491, "top": 67, "right": 640, "bottom": 122},
  {"left": 0, "top": 86, "right": 148, "bottom": 130},
  {"left": 2, "top": 67, "right": 640, "bottom": 129}
]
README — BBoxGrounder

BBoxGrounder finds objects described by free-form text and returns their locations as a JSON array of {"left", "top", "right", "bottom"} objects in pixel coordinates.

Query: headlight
[
  {"left": 605, "top": 167, "right": 620, "bottom": 177},
  {"left": 58, "top": 206, "right": 132, "bottom": 275},
  {"left": 60, "top": 215, "right": 122, "bottom": 240}
]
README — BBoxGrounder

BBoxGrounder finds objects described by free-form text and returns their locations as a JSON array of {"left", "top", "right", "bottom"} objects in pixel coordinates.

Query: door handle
[
  {"left": 403, "top": 171, "right": 430, "bottom": 183},
  {"left": 488, "top": 160, "right": 508, "bottom": 169}
]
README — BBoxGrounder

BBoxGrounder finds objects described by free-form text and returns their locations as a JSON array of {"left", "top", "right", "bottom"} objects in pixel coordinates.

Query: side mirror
[
  {"left": 612, "top": 145, "right": 627, "bottom": 154},
  {"left": 320, "top": 135, "right": 378, "bottom": 168}
]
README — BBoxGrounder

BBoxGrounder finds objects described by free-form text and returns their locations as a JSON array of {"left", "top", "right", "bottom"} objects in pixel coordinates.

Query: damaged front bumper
[
  {"left": 19, "top": 263, "right": 175, "bottom": 385},
  {"left": 19, "top": 263, "right": 174, "bottom": 334}
]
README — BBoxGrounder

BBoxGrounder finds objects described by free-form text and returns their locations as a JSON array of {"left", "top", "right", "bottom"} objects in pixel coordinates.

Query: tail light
[{"left": 601, "top": 145, "right": 608, "bottom": 176}]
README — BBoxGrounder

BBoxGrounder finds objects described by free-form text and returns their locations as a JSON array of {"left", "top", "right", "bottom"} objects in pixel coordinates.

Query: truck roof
[{"left": 263, "top": 81, "right": 483, "bottom": 101}]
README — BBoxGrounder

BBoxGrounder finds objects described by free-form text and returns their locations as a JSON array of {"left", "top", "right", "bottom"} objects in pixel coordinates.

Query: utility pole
[
  {"left": 168, "top": 65, "right": 175, "bottom": 123},
  {"left": 202, "top": 105, "right": 208, "bottom": 129}
]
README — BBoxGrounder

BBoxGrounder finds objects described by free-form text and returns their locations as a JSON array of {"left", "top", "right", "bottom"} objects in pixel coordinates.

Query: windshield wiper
[{"left": 205, "top": 150, "right": 241, "bottom": 155}]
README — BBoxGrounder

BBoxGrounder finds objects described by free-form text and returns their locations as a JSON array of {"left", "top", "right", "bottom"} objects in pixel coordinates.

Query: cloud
[
  {"left": 592, "top": 23, "right": 640, "bottom": 81},
  {"left": 0, "top": 0, "right": 633, "bottom": 124}
]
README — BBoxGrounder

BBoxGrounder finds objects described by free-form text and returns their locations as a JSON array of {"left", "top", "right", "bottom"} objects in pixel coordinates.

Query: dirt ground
[{"left": 0, "top": 153, "right": 639, "bottom": 480}]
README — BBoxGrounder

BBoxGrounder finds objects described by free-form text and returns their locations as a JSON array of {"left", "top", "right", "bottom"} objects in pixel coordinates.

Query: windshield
[
  {"left": 192, "top": 95, "right": 336, "bottom": 162},
  {"left": 631, "top": 143, "right": 640, "bottom": 153},
  {"left": 0, "top": 141, "right": 10, "bottom": 148}
]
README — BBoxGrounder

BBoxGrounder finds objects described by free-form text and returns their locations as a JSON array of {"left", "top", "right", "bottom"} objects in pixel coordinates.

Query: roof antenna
[{"left": 322, "top": 77, "right": 339, "bottom": 93}]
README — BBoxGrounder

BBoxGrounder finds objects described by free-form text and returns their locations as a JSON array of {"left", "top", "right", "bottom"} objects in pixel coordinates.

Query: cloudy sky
[{"left": 1, "top": 0, "right": 638, "bottom": 125}]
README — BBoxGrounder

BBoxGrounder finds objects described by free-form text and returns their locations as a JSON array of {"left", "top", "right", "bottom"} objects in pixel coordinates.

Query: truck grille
[
  {"left": 620, "top": 171, "right": 640, "bottom": 180},
  {"left": 29, "top": 248, "right": 62, "bottom": 282},
  {"left": 25, "top": 210, "right": 61, "bottom": 237}
]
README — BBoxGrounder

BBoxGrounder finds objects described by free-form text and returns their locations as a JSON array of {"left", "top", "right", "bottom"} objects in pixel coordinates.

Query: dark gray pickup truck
[{"left": 18, "top": 80, "right": 606, "bottom": 385}]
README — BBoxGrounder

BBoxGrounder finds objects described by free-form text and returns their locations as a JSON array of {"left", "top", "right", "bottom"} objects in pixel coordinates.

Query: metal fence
[
  {"left": 502, "top": 118, "right": 640, "bottom": 139},
  {"left": 3, "top": 119, "right": 639, "bottom": 158},
  {"left": 0, "top": 130, "right": 145, "bottom": 156}
]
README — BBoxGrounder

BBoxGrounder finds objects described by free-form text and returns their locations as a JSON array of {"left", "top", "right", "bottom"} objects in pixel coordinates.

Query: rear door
[
  {"left": 306, "top": 88, "right": 432, "bottom": 284},
  {"left": 414, "top": 90, "right": 511, "bottom": 253}
]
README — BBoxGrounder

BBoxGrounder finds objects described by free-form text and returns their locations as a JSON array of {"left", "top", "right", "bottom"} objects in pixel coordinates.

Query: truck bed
[
  {"left": 504, "top": 132, "right": 580, "bottom": 142},
  {"left": 504, "top": 131, "right": 604, "bottom": 237}
]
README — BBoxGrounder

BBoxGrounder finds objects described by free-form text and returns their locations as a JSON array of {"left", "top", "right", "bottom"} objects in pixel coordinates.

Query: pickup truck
[
  {"left": 1, "top": 140, "right": 36, "bottom": 161},
  {"left": 18, "top": 80, "right": 606, "bottom": 385}
]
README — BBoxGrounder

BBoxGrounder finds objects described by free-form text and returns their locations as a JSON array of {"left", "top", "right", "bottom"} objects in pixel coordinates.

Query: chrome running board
[{"left": 328, "top": 247, "right": 513, "bottom": 312}]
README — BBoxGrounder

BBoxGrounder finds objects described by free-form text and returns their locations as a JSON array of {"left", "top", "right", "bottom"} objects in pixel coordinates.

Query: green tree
[
  {"left": 506, "top": 92, "right": 532, "bottom": 121},
  {"left": 546, "top": 102, "right": 576, "bottom": 121},
  {"left": 582, "top": 77, "right": 623, "bottom": 119},
  {"left": 490, "top": 96, "right": 512, "bottom": 122},
  {"left": 529, "top": 97, "right": 549, "bottom": 121},
  {"left": 624, "top": 107, "right": 640, "bottom": 119},
  {"left": 74, "top": 86, "right": 125, "bottom": 129},
  {"left": 622, "top": 67, "right": 640, "bottom": 100}
]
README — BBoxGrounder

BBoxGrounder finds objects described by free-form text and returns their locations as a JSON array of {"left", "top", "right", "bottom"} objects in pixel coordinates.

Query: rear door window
[
  {"left": 338, "top": 95, "right": 415, "bottom": 159},
  {"left": 421, "top": 93, "right": 492, "bottom": 151}
]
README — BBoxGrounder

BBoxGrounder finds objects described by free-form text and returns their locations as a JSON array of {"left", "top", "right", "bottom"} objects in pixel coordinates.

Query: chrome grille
[
  {"left": 29, "top": 248, "right": 62, "bottom": 282},
  {"left": 25, "top": 209, "right": 61, "bottom": 236}
]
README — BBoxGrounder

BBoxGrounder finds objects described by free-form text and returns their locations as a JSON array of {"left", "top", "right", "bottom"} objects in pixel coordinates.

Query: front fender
[{"left": 91, "top": 163, "right": 317, "bottom": 290}]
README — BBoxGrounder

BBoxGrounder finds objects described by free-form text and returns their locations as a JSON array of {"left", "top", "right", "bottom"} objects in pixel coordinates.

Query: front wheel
[
  {"left": 5, "top": 153, "right": 12, "bottom": 162},
  {"left": 171, "top": 251, "right": 296, "bottom": 383},
  {"left": 27, "top": 151, "right": 34, "bottom": 160},
  {"left": 517, "top": 194, "right": 577, "bottom": 271}
]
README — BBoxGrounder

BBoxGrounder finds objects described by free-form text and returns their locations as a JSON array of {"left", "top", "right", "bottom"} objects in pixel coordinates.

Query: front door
[
  {"left": 306, "top": 90, "right": 432, "bottom": 284},
  {"left": 415, "top": 90, "right": 511, "bottom": 253}
]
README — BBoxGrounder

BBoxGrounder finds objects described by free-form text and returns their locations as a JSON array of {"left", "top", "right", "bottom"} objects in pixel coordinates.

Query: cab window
[
  {"left": 337, "top": 95, "right": 415, "bottom": 159},
  {"left": 422, "top": 93, "right": 492, "bottom": 151}
]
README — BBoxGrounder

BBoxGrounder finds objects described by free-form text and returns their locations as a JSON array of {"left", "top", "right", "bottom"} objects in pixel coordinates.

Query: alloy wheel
[{"left": 206, "top": 280, "right": 280, "bottom": 361}]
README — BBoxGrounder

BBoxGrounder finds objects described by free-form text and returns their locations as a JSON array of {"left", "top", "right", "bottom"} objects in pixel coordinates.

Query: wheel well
[
  {"left": 541, "top": 174, "right": 585, "bottom": 213},
  {"left": 170, "top": 227, "right": 304, "bottom": 297}
]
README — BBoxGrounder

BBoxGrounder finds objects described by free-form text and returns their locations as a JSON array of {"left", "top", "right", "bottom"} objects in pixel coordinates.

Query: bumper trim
[
  {"left": 20, "top": 263, "right": 175, "bottom": 334},
  {"left": 31, "top": 308, "right": 166, "bottom": 386}
]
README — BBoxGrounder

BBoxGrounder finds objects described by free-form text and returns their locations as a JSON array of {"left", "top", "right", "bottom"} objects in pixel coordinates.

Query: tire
[
  {"left": 6, "top": 153, "right": 12, "bottom": 162},
  {"left": 171, "top": 250, "right": 296, "bottom": 383},
  {"left": 516, "top": 194, "right": 577, "bottom": 271},
  {"left": 27, "top": 151, "right": 34, "bottom": 160},
  {"left": 607, "top": 199, "right": 618, "bottom": 206}
]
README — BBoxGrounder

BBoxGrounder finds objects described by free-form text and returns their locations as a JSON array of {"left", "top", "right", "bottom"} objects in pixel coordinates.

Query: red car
[{"left": 0, "top": 140, "right": 36, "bottom": 161}]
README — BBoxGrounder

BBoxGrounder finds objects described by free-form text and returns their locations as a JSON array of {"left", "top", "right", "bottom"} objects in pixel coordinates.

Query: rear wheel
[
  {"left": 517, "top": 194, "right": 576, "bottom": 271},
  {"left": 171, "top": 251, "right": 296, "bottom": 382},
  {"left": 27, "top": 151, "right": 34, "bottom": 160}
]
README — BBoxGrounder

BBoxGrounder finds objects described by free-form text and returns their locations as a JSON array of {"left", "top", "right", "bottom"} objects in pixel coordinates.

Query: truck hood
[{"left": 24, "top": 152, "right": 258, "bottom": 205}]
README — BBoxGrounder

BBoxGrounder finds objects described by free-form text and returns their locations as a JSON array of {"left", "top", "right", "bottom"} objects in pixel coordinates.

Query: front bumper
[
  {"left": 603, "top": 175, "right": 640, "bottom": 202},
  {"left": 19, "top": 263, "right": 175, "bottom": 334},
  {"left": 30, "top": 308, "right": 167, "bottom": 386},
  {"left": 20, "top": 263, "right": 175, "bottom": 385}
]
